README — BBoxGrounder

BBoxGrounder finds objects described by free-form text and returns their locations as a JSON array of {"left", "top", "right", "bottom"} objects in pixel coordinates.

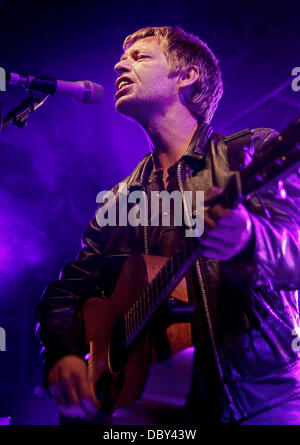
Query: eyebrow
[{"left": 120, "top": 48, "right": 152, "bottom": 61}]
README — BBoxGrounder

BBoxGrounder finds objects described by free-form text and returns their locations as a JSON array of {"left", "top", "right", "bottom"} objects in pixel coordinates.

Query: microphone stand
[{"left": 0, "top": 93, "right": 50, "bottom": 131}]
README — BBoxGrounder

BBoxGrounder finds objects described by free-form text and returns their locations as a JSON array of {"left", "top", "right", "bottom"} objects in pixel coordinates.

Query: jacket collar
[
  {"left": 128, "top": 120, "right": 213, "bottom": 191},
  {"left": 183, "top": 120, "right": 213, "bottom": 160}
]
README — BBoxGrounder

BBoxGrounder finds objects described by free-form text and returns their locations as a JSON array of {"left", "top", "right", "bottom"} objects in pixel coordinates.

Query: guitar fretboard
[{"left": 124, "top": 238, "right": 201, "bottom": 347}]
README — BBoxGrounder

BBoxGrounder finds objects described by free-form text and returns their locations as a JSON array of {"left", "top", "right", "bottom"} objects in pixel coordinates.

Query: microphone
[{"left": 6, "top": 71, "right": 104, "bottom": 104}]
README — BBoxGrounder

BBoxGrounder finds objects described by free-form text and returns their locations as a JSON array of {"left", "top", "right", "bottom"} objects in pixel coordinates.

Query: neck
[{"left": 140, "top": 105, "right": 199, "bottom": 171}]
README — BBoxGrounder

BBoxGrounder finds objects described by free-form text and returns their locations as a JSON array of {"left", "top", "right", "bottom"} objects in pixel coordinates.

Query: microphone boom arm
[{"left": 0, "top": 93, "right": 50, "bottom": 131}]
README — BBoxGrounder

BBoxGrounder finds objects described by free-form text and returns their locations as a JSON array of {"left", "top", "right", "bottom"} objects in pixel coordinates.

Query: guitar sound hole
[{"left": 109, "top": 318, "right": 128, "bottom": 373}]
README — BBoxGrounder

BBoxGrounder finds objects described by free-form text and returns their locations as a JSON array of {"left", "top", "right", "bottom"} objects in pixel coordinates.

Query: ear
[{"left": 177, "top": 65, "right": 199, "bottom": 92}]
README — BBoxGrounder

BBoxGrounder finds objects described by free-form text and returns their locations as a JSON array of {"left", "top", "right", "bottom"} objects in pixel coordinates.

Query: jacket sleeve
[
  {"left": 224, "top": 128, "right": 300, "bottom": 291},
  {"left": 35, "top": 173, "right": 133, "bottom": 378},
  {"left": 36, "top": 214, "right": 108, "bottom": 377},
  {"left": 36, "top": 157, "right": 149, "bottom": 379}
]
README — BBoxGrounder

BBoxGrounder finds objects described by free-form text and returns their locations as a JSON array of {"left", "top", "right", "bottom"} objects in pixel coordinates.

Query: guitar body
[{"left": 83, "top": 253, "right": 194, "bottom": 425}]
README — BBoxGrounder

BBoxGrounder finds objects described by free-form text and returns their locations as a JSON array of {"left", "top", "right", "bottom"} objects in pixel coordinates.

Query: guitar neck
[
  {"left": 125, "top": 239, "right": 201, "bottom": 347},
  {"left": 220, "top": 119, "right": 300, "bottom": 207}
]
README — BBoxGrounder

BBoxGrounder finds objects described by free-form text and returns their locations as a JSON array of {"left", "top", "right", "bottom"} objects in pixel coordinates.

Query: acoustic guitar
[{"left": 83, "top": 118, "right": 300, "bottom": 424}]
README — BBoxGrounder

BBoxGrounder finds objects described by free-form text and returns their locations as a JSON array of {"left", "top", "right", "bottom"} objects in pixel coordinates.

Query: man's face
[{"left": 114, "top": 37, "right": 179, "bottom": 121}]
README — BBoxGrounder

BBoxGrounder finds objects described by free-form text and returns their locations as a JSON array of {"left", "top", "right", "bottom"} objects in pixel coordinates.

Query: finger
[
  {"left": 80, "top": 396, "right": 100, "bottom": 418},
  {"left": 208, "top": 204, "right": 231, "bottom": 222},
  {"left": 60, "top": 377, "right": 80, "bottom": 407},
  {"left": 204, "top": 186, "right": 223, "bottom": 205},
  {"left": 59, "top": 376, "right": 88, "bottom": 419},
  {"left": 75, "top": 375, "right": 100, "bottom": 417},
  {"left": 58, "top": 404, "right": 87, "bottom": 419},
  {"left": 49, "top": 381, "right": 87, "bottom": 419},
  {"left": 203, "top": 212, "right": 217, "bottom": 230}
]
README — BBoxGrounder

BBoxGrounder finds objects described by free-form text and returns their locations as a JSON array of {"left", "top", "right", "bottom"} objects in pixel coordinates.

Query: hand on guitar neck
[{"left": 199, "top": 186, "right": 253, "bottom": 261}]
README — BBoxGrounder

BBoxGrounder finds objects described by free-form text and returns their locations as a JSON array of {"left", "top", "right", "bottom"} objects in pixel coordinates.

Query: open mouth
[
  {"left": 115, "top": 76, "right": 135, "bottom": 99},
  {"left": 114, "top": 85, "right": 132, "bottom": 100},
  {"left": 117, "top": 80, "right": 132, "bottom": 91},
  {"left": 116, "top": 76, "right": 134, "bottom": 90},
  {"left": 115, "top": 84, "right": 133, "bottom": 100}
]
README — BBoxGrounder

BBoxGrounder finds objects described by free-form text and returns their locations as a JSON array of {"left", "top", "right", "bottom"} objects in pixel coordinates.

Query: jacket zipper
[
  {"left": 176, "top": 160, "right": 241, "bottom": 422},
  {"left": 143, "top": 186, "right": 149, "bottom": 255}
]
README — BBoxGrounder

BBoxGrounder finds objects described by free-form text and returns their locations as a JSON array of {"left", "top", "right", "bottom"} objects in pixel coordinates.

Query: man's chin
[{"left": 115, "top": 96, "right": 139, "bottom": 118}]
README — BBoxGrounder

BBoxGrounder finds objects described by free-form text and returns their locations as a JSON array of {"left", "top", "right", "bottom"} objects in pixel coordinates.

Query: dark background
[{"left": 0, "top": 0, "right": 299, "bottom": 424}]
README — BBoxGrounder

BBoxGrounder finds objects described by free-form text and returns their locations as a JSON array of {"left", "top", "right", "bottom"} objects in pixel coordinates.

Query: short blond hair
[{"left": 123, "top": 26, "right": 223, "bottom": 123}]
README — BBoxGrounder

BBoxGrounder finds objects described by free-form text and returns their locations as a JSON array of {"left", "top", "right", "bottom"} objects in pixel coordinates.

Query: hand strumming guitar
[{"left": 47, "top": 355, "right": 100, "bottom": 419}]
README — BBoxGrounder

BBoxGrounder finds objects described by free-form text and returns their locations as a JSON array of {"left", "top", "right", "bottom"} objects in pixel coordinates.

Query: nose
[{"left": 114, "top": 58, "right": 131, "bottom": 75}]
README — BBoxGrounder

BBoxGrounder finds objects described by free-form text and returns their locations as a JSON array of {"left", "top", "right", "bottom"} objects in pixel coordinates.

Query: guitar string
[{"left": 124, "top": 241, "right": 190, "bottom": 346}]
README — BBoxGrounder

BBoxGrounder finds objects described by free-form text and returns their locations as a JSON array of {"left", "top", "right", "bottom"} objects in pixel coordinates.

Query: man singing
[{"left": 36, "top": 26, "right": 300, "bottom": 425}]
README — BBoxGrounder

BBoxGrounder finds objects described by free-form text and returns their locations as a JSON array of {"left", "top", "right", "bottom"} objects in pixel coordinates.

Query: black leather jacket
[{"left": 36, "top": 122, "right": 300, "bottom": 422}]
